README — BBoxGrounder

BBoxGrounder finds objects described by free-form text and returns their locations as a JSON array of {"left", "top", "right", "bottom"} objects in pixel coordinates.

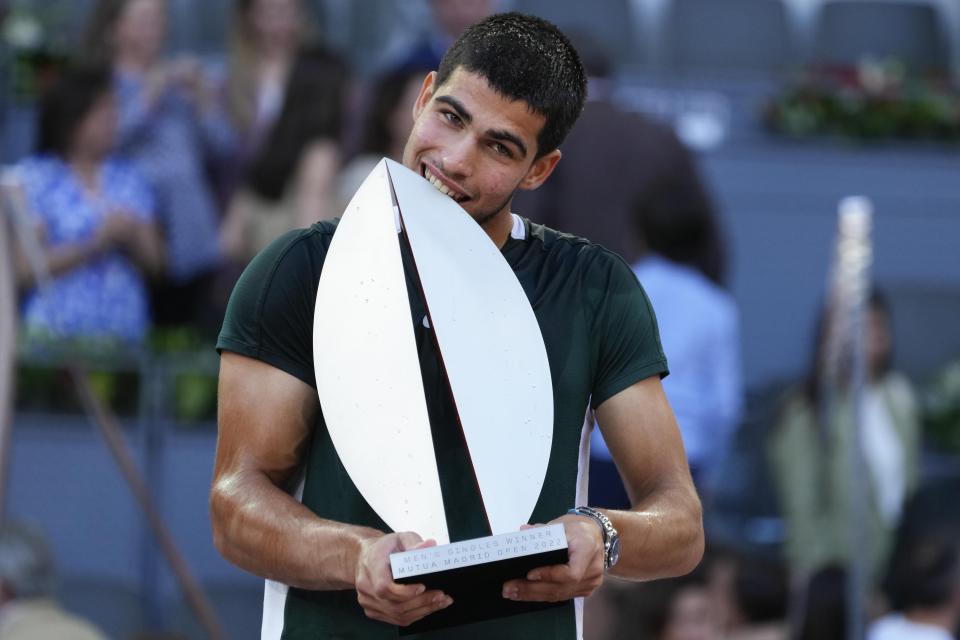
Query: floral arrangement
[
  {"left": 2, "top": 0, "right": 75, "bottom": 102},
  {"left": 765, "top": 59, "right": 960, "bottom": 142}
]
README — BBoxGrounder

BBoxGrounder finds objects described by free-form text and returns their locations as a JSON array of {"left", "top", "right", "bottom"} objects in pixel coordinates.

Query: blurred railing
[{"left": 6, "top": 341, "right": 260, "bottom": 638}]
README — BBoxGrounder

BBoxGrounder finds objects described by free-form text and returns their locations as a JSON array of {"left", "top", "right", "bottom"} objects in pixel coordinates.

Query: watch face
[{"left": 608, "top": 536, "right": 621, "bottom": 568}]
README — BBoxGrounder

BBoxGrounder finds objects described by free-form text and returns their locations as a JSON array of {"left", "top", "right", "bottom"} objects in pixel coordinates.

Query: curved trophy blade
[
  {"left": 314, "top": 160, "right": 449, "bottom": 545},
  {"left": 385, "top": 159, "right": 554, "bottom": 535}
]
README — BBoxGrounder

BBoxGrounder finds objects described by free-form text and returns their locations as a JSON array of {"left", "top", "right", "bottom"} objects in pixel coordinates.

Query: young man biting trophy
[{"left": 211, "top": 12, "right": 703, "bottom": 639}]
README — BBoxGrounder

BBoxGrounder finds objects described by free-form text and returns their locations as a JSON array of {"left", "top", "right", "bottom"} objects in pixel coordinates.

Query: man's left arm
[{"left": 503, "top": 375, "right": 703, "bottom": 602}]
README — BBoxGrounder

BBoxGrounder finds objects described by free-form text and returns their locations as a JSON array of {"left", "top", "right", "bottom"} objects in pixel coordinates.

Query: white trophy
[{"left": 313, "top": 159, "right": 565, "bottom": 632}]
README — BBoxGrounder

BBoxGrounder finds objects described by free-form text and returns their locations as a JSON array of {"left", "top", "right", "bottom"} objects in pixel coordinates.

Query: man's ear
[
  {"left": 519, "top": 149, "right": 562, "bottom": 191},
  {"left": 412, "top": 71, "right": 438, "bottom": 121}
]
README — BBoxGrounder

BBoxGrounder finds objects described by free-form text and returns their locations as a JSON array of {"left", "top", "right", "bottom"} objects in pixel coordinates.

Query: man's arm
[
  {"left": 503, "top": 375, "right": 703, "bottom": 602},
  {"left": 210, "top": 352, "right": 452, "bottom": 625},
  {"left": 594, "top": 375, "right": 704, "bottom": 578}
]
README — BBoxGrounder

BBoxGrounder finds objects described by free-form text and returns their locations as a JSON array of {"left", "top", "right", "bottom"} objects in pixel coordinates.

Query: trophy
[{"left": 313, "top": 159, "right": 565, "bottom": 632}]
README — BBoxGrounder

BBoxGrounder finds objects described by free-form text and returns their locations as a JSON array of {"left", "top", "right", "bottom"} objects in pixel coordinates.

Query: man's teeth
[{"left": 425, "top": 168, "right": 462, "bottom": 201}]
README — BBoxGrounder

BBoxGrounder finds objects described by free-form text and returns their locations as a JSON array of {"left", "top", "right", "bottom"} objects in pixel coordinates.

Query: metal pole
[
  {"left": 72, "top": 368, "right": 229, "bottom": 640},
  {"left": 836, "top": 197, "right": 873, "bottom": 640},
  {"left": 0, "top": 190, "right": 17, "bottom": 521}
]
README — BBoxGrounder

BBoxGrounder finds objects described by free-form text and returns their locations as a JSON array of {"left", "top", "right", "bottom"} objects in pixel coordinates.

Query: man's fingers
[
  {"left": 502, "top": 577, "right": 600, "bottom": 602},
  {"left": 525, "top": 563, "right": 573, "bottom": 583},
  {"left": 375, "top": 580, "right": 427, "bottom": 602},
  {"left": 361, "top": 592, "right": 453, "bottom": 626},
  {"left": 502, "top": 579, "right": 571, "bottom": 602},
  {"left": 396, "top": 594, "right": 453, "bottom": 624},
  {"left": 409, "top": 538, "right": 437, "bottom": 550},
  {"left": 396, "top": 590, "right": 449, "bottom": 615}
]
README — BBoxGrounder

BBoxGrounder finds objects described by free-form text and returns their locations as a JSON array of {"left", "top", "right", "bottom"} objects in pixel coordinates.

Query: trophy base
[{"left": 390, "top": 524, "right": 569, "bottom": 634}]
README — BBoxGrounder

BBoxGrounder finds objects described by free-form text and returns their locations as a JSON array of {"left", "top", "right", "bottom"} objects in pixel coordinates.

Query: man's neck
[{"left": 481, "top": 211, "right": 514, "bottom": 249}]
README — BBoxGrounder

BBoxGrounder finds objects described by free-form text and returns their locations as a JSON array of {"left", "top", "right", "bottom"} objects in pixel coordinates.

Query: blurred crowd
[
  {"left": 1, "top": 0, "right": 460, "bottom": 348},
  {"left": 1, "top": 0, "right": 959, "bottom": 638}
]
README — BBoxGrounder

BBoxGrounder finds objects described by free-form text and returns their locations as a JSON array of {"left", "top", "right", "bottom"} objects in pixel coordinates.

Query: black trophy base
[{"left": 390, "top": 525, "right": 570, "bottom": 635}]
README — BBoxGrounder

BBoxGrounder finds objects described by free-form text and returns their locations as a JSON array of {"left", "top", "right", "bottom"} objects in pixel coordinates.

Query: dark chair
[
  {"left": 813, "top": 1, "right": 950, "bottom": 75},
  {"left": 661, "top": 0, "right": 795, "bottom": 76}
]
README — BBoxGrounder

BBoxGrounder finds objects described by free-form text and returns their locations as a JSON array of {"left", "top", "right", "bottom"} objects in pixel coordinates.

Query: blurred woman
[
  {"left": 335, "top": 66, "right": 427, "bottom": 212},
  {"left": 769, "top": 291, "right": 921, "bottom": 585},
  {"left": 10, "top": 65, "right": 163, "bottom": 345},
  {"left": 81, "top": 0, "right": 234, "bottom": 326},
  {"left": 224, "top": 0, "right": 312, "bottom": 174},
  {"left": 219, "top": 47, "right": 346, "bottom": 264}
]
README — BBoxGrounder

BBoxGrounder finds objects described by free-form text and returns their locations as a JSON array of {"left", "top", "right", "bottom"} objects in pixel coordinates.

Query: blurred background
[{"left": 1, "top": 0, "right": 959, "bottom": 638}]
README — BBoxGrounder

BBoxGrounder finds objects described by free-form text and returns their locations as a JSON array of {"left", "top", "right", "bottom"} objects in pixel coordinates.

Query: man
[
  {"left": 868, "top": 534, "right": 960, "bottom": 640},
  {"left": 211, "top": 13, "right": 703, "bottom": 639}
]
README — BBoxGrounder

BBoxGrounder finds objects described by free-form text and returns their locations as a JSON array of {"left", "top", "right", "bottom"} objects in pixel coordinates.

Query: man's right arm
[{"left": 210, "top": 352, "right": 452, "bottom": 624}]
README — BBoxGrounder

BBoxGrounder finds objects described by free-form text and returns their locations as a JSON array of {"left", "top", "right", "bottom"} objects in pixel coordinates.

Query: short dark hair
[
  {"left": 36, "top": 64, "right": 113, "bottom": 157},
  {"left": 436, "top": 12, "right": 586, "bottom": 158},
  {"left": 884, "top": 534, "right": 960, "bottom": 612}
]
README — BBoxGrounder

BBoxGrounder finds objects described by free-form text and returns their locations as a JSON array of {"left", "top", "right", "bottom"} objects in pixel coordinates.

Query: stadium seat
[
  {"left": 661, "top": 0, "right": 795, "bottom": 76},
  {"left": 813, "top": 1, "right": 950, "bottom": 75}
]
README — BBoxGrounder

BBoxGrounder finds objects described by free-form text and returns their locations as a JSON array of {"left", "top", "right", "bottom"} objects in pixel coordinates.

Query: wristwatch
[{"left": 567, "top": 506, "right": 621, "bottom": 570}]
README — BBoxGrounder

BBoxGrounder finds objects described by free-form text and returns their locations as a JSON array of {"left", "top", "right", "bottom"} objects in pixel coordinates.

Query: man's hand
[
  {"left": 501, "top": 514, "right": 605, "bottom": 602},
  {"left": 355, "top": 532, "right": 453, "bottom": 626}
]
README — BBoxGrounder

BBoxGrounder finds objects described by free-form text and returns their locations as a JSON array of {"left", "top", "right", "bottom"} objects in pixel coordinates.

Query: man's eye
[
  {"left": 442, "top": 111, "right": 462, "bottom": 125},
  {"left": 492, "top": 142, "right": 512, "bottom": 157}
]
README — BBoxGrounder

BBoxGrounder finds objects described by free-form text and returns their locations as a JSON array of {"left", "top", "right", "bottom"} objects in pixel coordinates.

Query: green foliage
[
  {"left": 923, "top": 360, "right": 960, "bottom": 453},
  {"left": 2, "top": 0, "right": 75, "bottom": 102},
  {"left": 15, "top": 326, "right": 219, "bottom": 424},
  {"left": 766, "top": 59, "right": 960, "bottom": 143}
]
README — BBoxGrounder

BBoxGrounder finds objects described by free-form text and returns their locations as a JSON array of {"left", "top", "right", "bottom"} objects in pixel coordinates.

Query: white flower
[{"left": 3, "top": 14, "right": 43, "bottom": 50}]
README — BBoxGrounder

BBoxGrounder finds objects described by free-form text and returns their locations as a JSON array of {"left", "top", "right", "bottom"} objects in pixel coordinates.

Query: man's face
[{"left": 402, "top": 67, "right": 560, "bottom": 228}]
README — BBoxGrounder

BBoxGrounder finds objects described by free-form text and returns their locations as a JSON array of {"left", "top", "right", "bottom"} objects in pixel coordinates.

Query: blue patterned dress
[{"left": 16, "top": 156, "right": 156, "bottom": 343}]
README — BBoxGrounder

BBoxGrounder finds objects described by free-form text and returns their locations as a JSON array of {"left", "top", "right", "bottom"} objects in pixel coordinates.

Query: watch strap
[{"left": 567, "top": 506, "right": 618, "bottom": 570}]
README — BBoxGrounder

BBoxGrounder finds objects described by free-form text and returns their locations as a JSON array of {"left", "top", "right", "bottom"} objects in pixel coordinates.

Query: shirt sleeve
[
  {"left": 589, "top": 250, "right": 669, "bottom": 408},
  {"left": 216, "top": 229, "right": 324, "bottom": 388}
]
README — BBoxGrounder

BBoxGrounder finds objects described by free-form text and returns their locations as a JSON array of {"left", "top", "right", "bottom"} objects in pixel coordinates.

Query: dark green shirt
[{"left": 217, "top": 216, "right": 668, "bottom": 639}]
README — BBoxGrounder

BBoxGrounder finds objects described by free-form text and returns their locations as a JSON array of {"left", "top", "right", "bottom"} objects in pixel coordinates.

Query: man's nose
[{"left": 441, "top": 137, "right": 475, "bottom": 178}]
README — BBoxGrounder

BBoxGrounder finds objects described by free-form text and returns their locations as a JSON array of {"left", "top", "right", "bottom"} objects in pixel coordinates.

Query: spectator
[
  {"left": 334, "top": 65, "right": 428, "bottom": 213},
  {"left": 798, "top": 566, "right": 848, "bottom": 640},
  {"left": 869, "top": 534, "right": 960, "bottom": 640},
  {"left": 0, "top": 521, "right": 108, "bottom": 639},
  {"left": 769, "top": 291, "right": 921, "bottom": 585},
  {"left": 725, "top": 554, "right": 789, "bottom": 640},
  {"left": 81, "top": 0, "right": 234, "bottom": 328},
  {"left": 508, "top": 35, "right": 739, "bottom": 502},
  {"left": 8, "top": 63, "right": 162, "bottom": 346},
  {"left": 391, "top": 0, "right": 494, "bottom": 73},
  {"left": 586, "top": 564, "right": 723, "bottom": 640},
  {"left": 586, "top": 154, "right": 741, "bottom": 506},
  {"left": 645, "top": 566, "right": 723, "bottom": 640},
  {"left": 627, "top": 171, "right": 742, "bottom": 495},
  {"left": 512, "top": 34, "right": 720, "bottom": 269},
  {"left": 220, "top": 47, "right": 347, "bottom": 264},
  {"left": 223, "top": 0, "right": 314, "bottom": 180}
]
